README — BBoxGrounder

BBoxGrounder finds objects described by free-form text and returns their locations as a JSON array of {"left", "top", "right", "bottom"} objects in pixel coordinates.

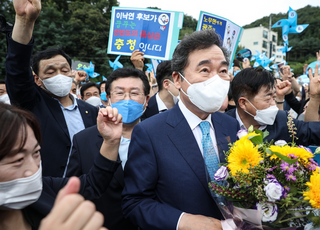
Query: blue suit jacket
[
  {"left": 226, "top": 109, "right": 320, "bottom": 146},
  {"left": 5, "top": 35, "right": 98, "bottom": 177},
  {"left": 141, "top": 93, "right": 159, "bottom": 121},
  {"left": 66, "top": 125, "right": 138, "bottom": 230},
  {"left": 122, "top": 104, "right": 239, "bottom": 230}
]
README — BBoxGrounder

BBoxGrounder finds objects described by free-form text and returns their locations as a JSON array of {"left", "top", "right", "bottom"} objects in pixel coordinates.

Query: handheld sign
[
  {"left": 197, "top": 11, "right": 243, "bottom": 69},
  {"left": 236, "top": 49, "right": 252, "bottom": 62},
  {"left": 108, "top": 7, "right": 183, "bottom": 60}
]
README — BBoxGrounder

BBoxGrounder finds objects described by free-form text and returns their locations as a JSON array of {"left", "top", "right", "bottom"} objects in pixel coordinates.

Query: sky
[{"left": 118, "top": 0, "right": 320, "bottom": 27}]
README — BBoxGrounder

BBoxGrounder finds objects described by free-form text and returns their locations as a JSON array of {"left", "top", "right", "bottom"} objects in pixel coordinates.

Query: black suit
[
  {"left": 66, "top": 125, "right": 138, "bottom": 230},
  {"left": 226, "top": 109, "right": 320, "bottom": 146},
  {"left": 5, "top": 35, "right": 98, "bottom": 177},
  {"left": 141, "top": 93, "right": 159, "bottom": 121},
  {"left": 24, "top": 154, "right": 120, "bottom": 230}
]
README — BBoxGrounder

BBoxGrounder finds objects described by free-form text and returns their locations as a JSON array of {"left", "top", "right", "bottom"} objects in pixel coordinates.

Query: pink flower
[{"left": 285, "top": 173, "right": 296, "bottom": 181}]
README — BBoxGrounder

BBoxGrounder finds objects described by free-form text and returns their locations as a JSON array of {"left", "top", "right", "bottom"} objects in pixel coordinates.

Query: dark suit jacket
[
  {"left": 66, "top": 125, "right": 138, "bottom": 230},
  {"left": 122, "top": 104, "right": 239, "bottom": 230},
  {"left": 226, "top": 109, "right": 320, "bottom": 146},
  {"left": 141, "top": 93, "right": 159, "bottom": 121},
  {"left": 5, "top": 35, "right": 98, "bottom": 177},
  {"left": 25, "top": 154, "right": 120, "bottom": 230}
]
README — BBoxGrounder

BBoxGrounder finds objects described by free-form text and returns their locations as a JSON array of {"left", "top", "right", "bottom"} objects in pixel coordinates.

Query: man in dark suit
[
  {"left": 226, "top": 67, "right": 320, "bottom": 146},
  {"left": 141, "top": 60, "right": 179, "bottom": 120},
  {"left": 5, "top": 0, "right": 98, "bottom": 177},
  {"left": 65, "top": 68, "right": 149, "bottom": 229},
  {"left": 122, "top": 30, "right": 239, "bottom": 230}
]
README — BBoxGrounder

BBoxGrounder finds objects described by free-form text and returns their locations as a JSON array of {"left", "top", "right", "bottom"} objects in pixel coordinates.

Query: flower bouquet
[{"left": 210, "top": 123, "right": 320, "bottom": 229}]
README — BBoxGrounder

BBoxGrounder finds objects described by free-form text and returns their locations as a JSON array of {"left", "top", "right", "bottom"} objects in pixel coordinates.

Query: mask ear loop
[
  {"left": 178, "top": 72, "right": 192, "bottom": 98},
  {"left": 243, "top": 99, "right": 258, "bottom": 117}
]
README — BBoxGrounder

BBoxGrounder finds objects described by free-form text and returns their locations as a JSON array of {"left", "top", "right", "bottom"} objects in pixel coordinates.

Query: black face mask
[{"left": 227, "top": 104, "right": 236, "bottom": 111}]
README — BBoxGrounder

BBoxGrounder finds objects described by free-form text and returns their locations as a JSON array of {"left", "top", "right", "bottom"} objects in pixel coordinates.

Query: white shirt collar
[
  {"left": 155, "top": 93, "right": 168, "bottom": 112},
  {"left": 178, "top": 100, "right": 213, "bottom": 131},
  {"left": 235, "top": 108, "right": 266, "bottom": 131}
]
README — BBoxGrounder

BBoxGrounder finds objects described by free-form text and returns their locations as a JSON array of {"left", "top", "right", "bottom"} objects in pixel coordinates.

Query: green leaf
[
  {"left": 262, "top": 130, "right": 269, "bottom": 139},
  {"left": 266, "top": 149, "right": 299, "bottom": 164},
  {"left": 248, "top": 134, "right": 263, "bottom": 145}
]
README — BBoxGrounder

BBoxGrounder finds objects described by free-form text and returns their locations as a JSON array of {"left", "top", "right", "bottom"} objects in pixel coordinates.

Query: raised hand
[
  {"left": 12, "top": 0, "right": 41, "bottom": 44},
  {"left": 308, "top": 64, "right": 320, "bottom": 97},
  {"left": 13, "top": 0, "right": 41, "bottom": 23},
  {"left": 279, "top": 65, "right": 293, "bottom": 82},
  {"left": 130, "top": 50, "right": 145, "bottom": 71},
  {"left": 39, "top": 177, "right": 108, "bottom": 230},
  {"left": 97, "top": 107, "right": 122, "bottom": 161}
]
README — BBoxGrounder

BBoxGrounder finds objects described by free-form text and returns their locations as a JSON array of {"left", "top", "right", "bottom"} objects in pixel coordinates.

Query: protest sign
[
  {"left": 197, "top": 11, "right": 243, "bottom": 68},
  {"left": 108, "top": 7, "right": 183, "bottom": 60}
]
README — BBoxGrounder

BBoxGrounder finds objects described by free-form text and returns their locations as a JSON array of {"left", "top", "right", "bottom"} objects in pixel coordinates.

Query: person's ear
[
  {"left": 172, "top": 72, "right": 181, "bottom": 90},
  {"left": 238, "top": 97, "right": 248, "bottom": 110},
  {"left": 34, "top": 74, "right": 42, "bottom": 87},
  {"left": 163, "top": 79, "right": 170, "bottom": 90}
]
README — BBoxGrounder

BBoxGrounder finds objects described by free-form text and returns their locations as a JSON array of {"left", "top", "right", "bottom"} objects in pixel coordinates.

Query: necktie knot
[{"left": 199, "top": 121, "right": 210, "bottom": 136}]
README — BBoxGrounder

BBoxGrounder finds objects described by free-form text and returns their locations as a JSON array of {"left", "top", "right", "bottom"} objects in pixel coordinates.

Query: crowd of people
[{"left": 1, "top": 0, "right": 320, "bottom": 230}]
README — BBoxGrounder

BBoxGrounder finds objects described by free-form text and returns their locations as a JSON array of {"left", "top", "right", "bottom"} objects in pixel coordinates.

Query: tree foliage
[{"left": 244, "top": 5, "right": 320, "bottom": 65}]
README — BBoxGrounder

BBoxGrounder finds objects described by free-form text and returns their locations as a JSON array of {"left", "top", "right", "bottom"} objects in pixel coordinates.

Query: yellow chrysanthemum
[
  {"left": 227, "top": 138, "right": 263, "bottom": 176},
  {"left": 268, "top": 145, "right": 314, "bottom": 162},
  {"left": 304, "top": 172, "right": 320, "bottom": 209}
]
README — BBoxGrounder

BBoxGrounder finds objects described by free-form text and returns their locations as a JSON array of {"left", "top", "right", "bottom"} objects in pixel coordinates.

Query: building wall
[{"left": 239, "top": 25, "right": 278, "bottom": 59}]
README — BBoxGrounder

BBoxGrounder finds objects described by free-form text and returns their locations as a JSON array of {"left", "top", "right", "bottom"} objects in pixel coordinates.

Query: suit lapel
[
  {"left": 42, "top": 91, "right": 70, "bottom": 138},
  {"left": 211, "top": 113, "right": 232, "bottom": 164},
  {"left": 78, "top": 100, "right": 95, "bottom": 128},
  {"left": 167, "top": 106, "right": 212, "bottom": 196}
]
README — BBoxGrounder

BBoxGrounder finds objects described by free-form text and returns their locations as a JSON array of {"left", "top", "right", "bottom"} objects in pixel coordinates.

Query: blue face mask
[
  {"left": 100, "top": 92, "right": 108, "bottom": 101},
  {"left": 111, "top": 99, "right": 144, "bottom": 124}
]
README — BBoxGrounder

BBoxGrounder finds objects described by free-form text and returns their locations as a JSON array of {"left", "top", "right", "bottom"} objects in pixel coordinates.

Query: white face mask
[
  {"left": 0, "top": 94, "right": 10, "bottom": 104},
  {"left": 85, "top": 96, "right": 101, "bottom": 107},
  {"left": 244, "top": 99, "right": 279, "bottom": 126},
  {"left": 39, "top": 74, "right": 73, "bottom": 97},
  {"left": 179, "top": 73, "right": 230, "bottom": 113},
  {"left": 0, "top": 164, "right": 43, "bottom": 210},
  {"left": 167, "top": 80, "right": 179, "bottom": 104}
]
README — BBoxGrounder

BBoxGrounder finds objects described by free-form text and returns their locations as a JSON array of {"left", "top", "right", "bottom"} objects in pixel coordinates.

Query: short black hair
[
  {"left": 0, "top": 80, "right": 5, "bottom": 84},
  {"left": 80, "top": 82, "right": 100, "bottom": 98},
  {"left": 31, "top": 47, "right": 72, "bottom": 76},
  {"left": 171, "top": 30, "right": 229, "bottom": 74},
  {"left": 105, "top": 68, "right": 150, "bottom": 96},
  {"left": 99, "top": 80, "right": 107, "bottom": 91},
  {"left": 231, "top": 67, "right": 275, "bottom": 106},
  {"left": 156, "top": 60, "right": 173, "bottom": 91}
]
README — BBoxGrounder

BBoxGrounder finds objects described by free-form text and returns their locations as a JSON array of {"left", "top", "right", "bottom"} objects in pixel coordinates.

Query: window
[
  {"left": 263, "top": 40, "right": 267, "bottom": 49},
  {"left": 263, "top": 30, "right": 268, "bottom": 39},
  {"left": 272, "top": 45, "right": 276, "bottom": 52},
  {"left": 253, "top": 41, "right": 258, "bottom": 45},
  {"left": 276, "top": 55, "right": 282, "bottom": 58},
  {"left": 272, "top": 35, "right": 276, "bottom": 42}
]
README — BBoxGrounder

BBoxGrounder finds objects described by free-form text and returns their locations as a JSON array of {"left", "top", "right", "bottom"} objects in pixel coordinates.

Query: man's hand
[
  {"left": 317, "top": 50, "right": 320, "bottom": 62},
  {"left": 242, "top": 58, "right": 251, "bottom": 69},
  {"left": 279, "top": 65, "right": 293, "bottom": 82},
  {"left": 178, "top": 213, "right": 223, "bottom": 230},
  {"left": 39, "top": 177, "right": 107, "bottom": 230},
  {"left": 13, "top": 0, "right": 41, "bottom": 23},
  {"left": 131, "top": 50, "right": 144, "bottom": 71},
  {"left": 276, "top": 80, "right": 292, "bottom": 97},
  {"left": 98, "top": 107, "right": 122, "bottom": 161},
  {"left": 74, "top": 70, "right": 88, "bottom": 84},
  {"left": 12, "top": 0, "right": 41, "bottom": 44},
  {"left": 308, "top": 64, "right": 320, "bottom": 98},
  {"left": 304, "top": 64, "right": 320, "bottom": 122}
]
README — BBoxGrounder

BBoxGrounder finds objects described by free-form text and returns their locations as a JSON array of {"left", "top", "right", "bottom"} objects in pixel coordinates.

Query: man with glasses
[{"left": 64, "top": 67, "right": 149, "bottom": 230}]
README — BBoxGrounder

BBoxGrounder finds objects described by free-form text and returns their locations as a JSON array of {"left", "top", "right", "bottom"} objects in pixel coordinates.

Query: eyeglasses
[{"left": 111, "top": 91, "right": 144, "bottom": 101}]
